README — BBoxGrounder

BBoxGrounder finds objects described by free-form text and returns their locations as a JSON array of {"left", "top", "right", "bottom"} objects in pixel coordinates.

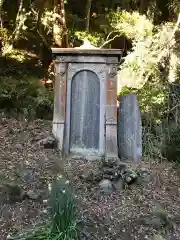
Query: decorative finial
[{"left": 75, "top": 39, "right": 98, "bottom": 49}]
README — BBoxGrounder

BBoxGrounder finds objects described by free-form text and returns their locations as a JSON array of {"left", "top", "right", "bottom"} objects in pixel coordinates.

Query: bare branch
[
  {"left": 30, "top": 7, "right": 38, "bottom": 17},
  {"left": 105, "top": 31, "right": 119, "bottom": 41},
  {"left": 99, "top": 35, "right": 119, "bottom": 48},
  {"left": 168, "top": 103, "right": 180, "bottom": 113}
]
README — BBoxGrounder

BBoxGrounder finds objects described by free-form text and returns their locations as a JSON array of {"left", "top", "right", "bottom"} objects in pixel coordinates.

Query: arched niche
[{"left": 70, "top": 70, "right": 100, "bottom": 153}]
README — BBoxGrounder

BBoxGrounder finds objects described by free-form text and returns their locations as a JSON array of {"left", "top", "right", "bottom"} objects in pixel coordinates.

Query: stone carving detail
[
  {"left": 97, "top": 65, "right": 106, "bottom": 81},
  {"left": 92, "top": 64, "right": 97, "bottom": 71},
  {"left": 57, "top": 56, "right": 65, "bottom": 62},
  {"left": 58, "top": 71, "right": 65, "bottom": 76},
  {"left": 98, "top": 65, "right": 106, "bottom": 74},
  {"left": 56, "top": 63, "right": 66, "bottom": 76},
  {"left": 109, "top": 65, "right": 118, "bottom": 78},
  {"left": 99, "top": 73, "right": 105, "bottom": 80},
  {"left": 68, "top": 63, "right": 77, "bottom": 74},
  {"left": 106, "top": 118, "right": 117, "bottom": 125}
]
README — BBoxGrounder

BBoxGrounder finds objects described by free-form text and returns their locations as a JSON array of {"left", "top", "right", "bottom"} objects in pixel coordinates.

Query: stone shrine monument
[{"left": 52, "top": 41, "right": 121, "bottom": 159}]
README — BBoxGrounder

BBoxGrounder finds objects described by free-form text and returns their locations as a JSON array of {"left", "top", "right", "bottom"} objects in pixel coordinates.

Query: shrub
[
  {"left": 0, "top": 55, "right": 53, "bottom": 119},
  {"left": 0, "top": 75, "right": 53, "bottom": 119},
  {"left": 162, "top": 126, "right": 180, "bottom": 162}
]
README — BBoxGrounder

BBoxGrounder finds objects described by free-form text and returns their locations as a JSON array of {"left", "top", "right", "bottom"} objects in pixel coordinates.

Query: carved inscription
[{"left": 109, "top": 64, "right": 118, "bottom": 78}]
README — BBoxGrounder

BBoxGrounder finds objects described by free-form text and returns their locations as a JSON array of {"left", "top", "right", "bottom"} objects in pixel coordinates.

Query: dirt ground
[{"left": 0, "top": 116, "right": 180, "bottom": 240}]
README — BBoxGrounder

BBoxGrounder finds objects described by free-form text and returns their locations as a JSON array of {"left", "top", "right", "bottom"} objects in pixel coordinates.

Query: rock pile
[{"left": 80, "top": 158, "right": 148, "bottom": 194}]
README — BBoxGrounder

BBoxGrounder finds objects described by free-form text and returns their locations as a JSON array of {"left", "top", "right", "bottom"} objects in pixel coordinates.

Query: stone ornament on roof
[{"left": 75, "top": 39, "right": 98, "bottom": 49}]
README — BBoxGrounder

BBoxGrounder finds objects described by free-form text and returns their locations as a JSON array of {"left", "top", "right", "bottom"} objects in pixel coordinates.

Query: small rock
[
  {"left": 137, "top": 168, "right": 151, "bottom": 181},
  {"left": 138, "top": 168, "right": 151, "bottom": 176},
  {"left": 43, "top": 199, "right": 48, "bottom": 204},
  {"left": 80, "top": 169, "right": 94, "bottom": 182},
  {"left": 103, "top": 167, "right": 115, "bottom": 175},
  {"left": 80, "top": 168, "right": 103, "bottom": 183},
  {"left": 102, "top": 158, "right": 117, "bottom": 168},
  {"left": 79, "top": 232, "right": 88, "bottom": 240},
  {"left": 34, "top": 132, "right": 46, "bottom": 142},
  {"left": 6, "top": 234, "right": 14, "bottom": 240},
  {"left": 113, "top": 178, "right": 125, "bottom": 191},
  {"left": 152, "top": 234, "right": 165, "bottom": 240},
  {"left": 18, "top": 168, "right": 35, "bottom": 183},
  {"left": 99, "top": 179, "right": 114, "bottom": 194},
  {"left": 144, "top": 208, "right": 174, "bottom": 231},
  {"left": 126, "top": 176, "right": 132, "bottom": 183},
  {"left": 26, "top": 190, "right": 39, "bottom": 200},
  {"left": 39, "top": 136, "right": 57, "bottom": 149},
  {"left": 140, "top": 167, "right": 150, "bottom": 173},
  {"left": 116, "top": 161, "right": 127, "bottom": 171},
  {"left": 3, "top": 183, "right": 25, "bottom": 203},
  {"left": 103, "top": 173, "right": 116, "bottom": 181},
  {"left": 92, "top": 170, "right": 103, "bottom": 182},
  {"left": 14, "top": 143, "right": 24, "bottom": 150},
  {"left": 124, "top": 169, "right": 138, "bottom": 184},
  {"left": 145, "top": 217, "right": 163, "bottom": 229},
  {"left": 1, "top": 117, "right": 8, "bottom": 125}
]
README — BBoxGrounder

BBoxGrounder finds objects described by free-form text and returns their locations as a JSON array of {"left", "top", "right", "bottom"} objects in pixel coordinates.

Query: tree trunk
[
  {"left": 117, "top": 93, "right": 142, "bottom": 163},
  {"left": 166, "top": 14, "right": 180, "bottom": 125},
  {"left": 11, "top": 0, "right": 24, "bottom": 41},
  {"left": 36, "top": 1, "right": 50, "bottom": 49},
  {"left": 85, "top": 0, "right": 92, "bottom": 31},
  {"left": 167, "top": 14, "right": 180, "bottom": 83},
  {"left": 139, "top": 0, "right": 148, "bottom": 14},
  {"left": 168, "top": 52, "right": 178, "bottom": 83},
  {"left": 2, "top": 0, "right": 28, "bottom": 54},
  {"left": 53, "top": 0, "right": 68, "bottom": 47},
  {"left": 0, "top": 0, "right": 5, "bottom": 27}
]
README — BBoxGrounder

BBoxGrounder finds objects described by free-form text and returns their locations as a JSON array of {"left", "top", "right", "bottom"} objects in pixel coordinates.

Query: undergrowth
[{"left": 0, "top": 53, "right": 53, "bottom": 119}]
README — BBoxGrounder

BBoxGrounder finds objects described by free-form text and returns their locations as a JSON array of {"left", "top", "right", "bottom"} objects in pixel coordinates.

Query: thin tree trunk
[
  {"left": 2, "top": 0, "right": 28, "bottom": 54},
  {"left": 12, "top": 0, "right": 24, "bottom": 42},
  {"left": 0, "top": 0, "right": 5, "bottom": 27},
  {"left": 36, "top": 1, "right": 50, "bottom": 49},
  {"left": 168, "top": 52, "right": 178, "bottom": 83},
  {"left": 85, "top": 0, "right": 92, "bottom": 31},
  {"left": 139, "top": 0, "right": 147, "bottom": 14},
  {"left": 167, "top": 14, "right": 180, "bottom": 83},
  {"left": 53, "top": 0, "right": 68, "bottom": 47}
]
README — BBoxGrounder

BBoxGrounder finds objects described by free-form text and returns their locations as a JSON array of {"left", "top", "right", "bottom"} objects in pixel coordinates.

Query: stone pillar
[
  {"left": 52, "top": 61, "right": 67, "bottom": 150},
  {"left": 105, "top": 64, "right": 118, "bottom": 158}
]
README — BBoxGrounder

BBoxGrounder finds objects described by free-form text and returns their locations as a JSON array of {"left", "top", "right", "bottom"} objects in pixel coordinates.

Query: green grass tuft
[{"left": 11, "top": 177, "right": 80, "bottom": 240}]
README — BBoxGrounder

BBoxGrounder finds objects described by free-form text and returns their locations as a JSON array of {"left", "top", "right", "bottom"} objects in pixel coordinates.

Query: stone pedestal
[{"left": 52, "top": 47, "right": 121, "bottom": 159}]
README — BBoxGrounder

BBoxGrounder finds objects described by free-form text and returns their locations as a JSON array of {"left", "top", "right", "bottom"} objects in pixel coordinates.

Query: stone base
[{"left": 70, "top": 154, "right": 104, "bottom": 161}]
